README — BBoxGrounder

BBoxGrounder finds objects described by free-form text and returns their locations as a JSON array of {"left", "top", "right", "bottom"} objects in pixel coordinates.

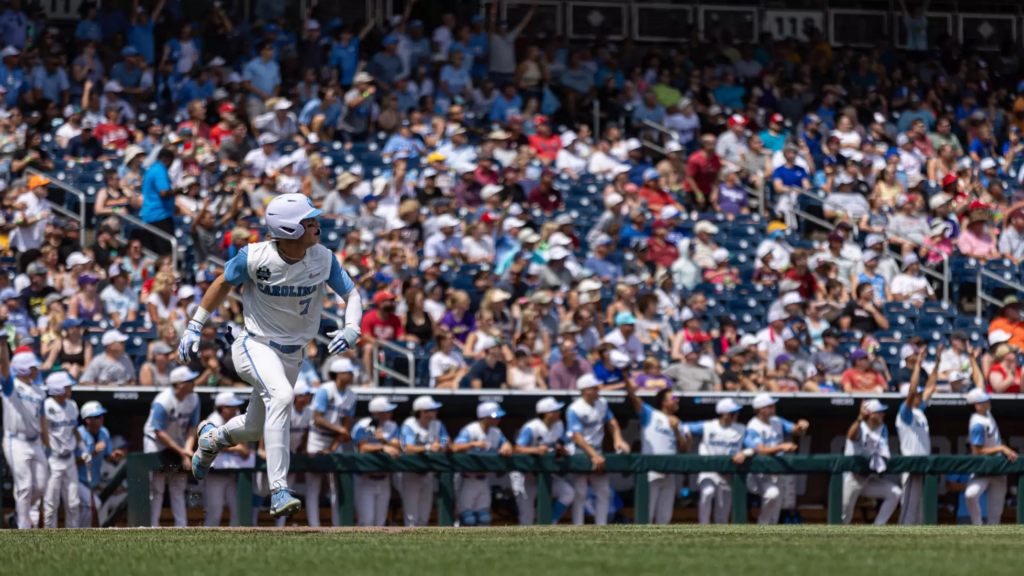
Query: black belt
[{"left": 367, "top": 474, "right": 388, "bottom": 480}]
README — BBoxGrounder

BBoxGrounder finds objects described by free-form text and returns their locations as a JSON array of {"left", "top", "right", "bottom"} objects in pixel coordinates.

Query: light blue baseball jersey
[
  {"left": 143, "top": 389, "right": 200, "bottom": 453},
  {"left": 454, "top": 421, "right": 507, "bottom": 454},
  {"left": 566, "top": 397, "right": 612, "bottom": 450},
  {"left": 77, "top": 425, "right": 112, "bottom": 486}
]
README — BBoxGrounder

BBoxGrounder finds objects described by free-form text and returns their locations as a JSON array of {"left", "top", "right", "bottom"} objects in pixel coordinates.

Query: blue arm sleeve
[
  {"left": 566, "top": 410, "right": 583, "bottom": 434},
  {"left": 880, "top": 425, "right": 889, "bottom": 441},
  {"left": 498, "top": 430, "right": 508, "bottom": 446},
  {"left": 743, "top": 428, "right": 763, "bottom": 449},
  {"left": 223, "top": 246, "right": 250, "bottom": 286},
  {"left": 1, "top": 375, "right": 12, "bottom": 396},
  {"left": 602, "top": 407, "right": 613, "bottom": 423},
  {"left": 970, "top": 423, "right": 986, "bottom": 447},
  {"left": 327, "top": 255, "right": 355, "bottom": 295},
  {"left": 100, "top": 428, "right": 113, "bottom": 458},
  {"left": 780, "top": 417, "right": 795, "bottom": 434},
  {"left": 898, "top": 402, "right": 914, "bottom": 425},
  {"left": 311, "top": 388, "right": 329, "bottom": 412},
  {"left": 352, "top": 423, "right": 368, "bottom": 443},
  {"left": 189, "top": 403, "right": 200, "bottom": 428},
  {"left": 400, "top": 424, "right": 415, "bottom": 448},
  {"left": 516, "top": 427, "right": 533, "bottom": 446},
  {"left": 454, "top": 428, "right": 471, "bottom": 444},
  {"left": 638, "top": 403, "right": 652, "bottom": 427},
  {"left": 150, "top": 403, "right": 168, "bottom": 431},
  {"left": 682, "top": 421, "right": 705, "bottom": 436},
  {"left": 439, "top": 423, "right": 450, "bottom": 446}
]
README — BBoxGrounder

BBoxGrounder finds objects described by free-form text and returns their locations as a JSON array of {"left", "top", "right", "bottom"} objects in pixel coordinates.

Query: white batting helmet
[{"left": 265, "top": 193, "right": 324, "bottom": 240}]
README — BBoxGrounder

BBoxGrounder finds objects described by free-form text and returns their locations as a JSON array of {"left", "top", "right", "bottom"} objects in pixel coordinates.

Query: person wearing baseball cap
[
  {"left": 399, "top": 395, "right": 449, "bottom": 526},
  {"left": 77, "top": 399, "right": 122, "bottom": 527},
  {"left": 202, "top": 390, "right": 253, "bottom": 527},
  {"left": 623, "top": 376, "right": 689, "bottom": 525},
  {"left": 41, "top": 371, "right": 82, "bottom": 528},
  {"left": 351, "top": 396, "right": 401, "bottom": 526},
  {"left": 565, "top": 374, "right": 629, "bottom": 526},
  {"left": 80, "top": 330, "right": 136, "bottom": 386},
  {"left": 142, "top": 365, "right": 201, "bottom": 527},
  {"left": 510, "top": 397, "right": 575, "bottom": 525},
  {"left": 450, "top": 402, "right": 512, "bottom": 527},
  {"left": 304, "top": 357, "right": 357, "bottom": 528},
  {"left": 842, "top": 399, "right": 902, "bottom": 525},
  {"left": 759, "top": 112, "right": 789, "bottom": 153},
  {"left": 965, "top": 386, "right": 1017, "bottom": 525},
  {"left": 841, "top": 348, "right": 887, "bottom": 393},
  {"left": 676, "top": 397, "right": 747, "bottom": 524},
  {"left": 895, "top": 347, "right": 943, "bottom": 525},
  {"left": 890, "top": 252, "right": 934, "bottom": 305},
  {"left": 744, "top": 393, "right": 809, "bottom": 525}
]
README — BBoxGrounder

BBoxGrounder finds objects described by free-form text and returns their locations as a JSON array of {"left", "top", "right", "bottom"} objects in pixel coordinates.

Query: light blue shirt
[
  {"left": 0, "top": 65, "right": 26, "bottom": 107},
  {"left": 75, "top": 20, "right": 103, "bottom": 42},
  {"left": 128, "top": 21, "right": 156, "bottom": 64},
  {"left": 0, "top": 9, "right": 28, "bottom": 49},
  {"left": 243, "top": 57, "right": 281, "bottom": 101},
  {"left": 328, "top": 39, "right": 359, "bottom": 86},
  {"left": 77, "top": 425, "right": 112, "bottom": 486},
  {"left": 298, "top": 97, "right": 342, "bottom": 128},
  {"left": 31, "top": 67, "right": 69, "bottom": 103},
  {"left": 140, "top": 162, "right": 174, "bottom": 223}
]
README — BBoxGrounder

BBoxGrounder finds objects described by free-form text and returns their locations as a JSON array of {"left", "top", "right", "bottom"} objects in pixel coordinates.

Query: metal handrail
[
  {"left": 116, "top": 211, "right": 180, "bottom": 271},
  {"left": 641, "top": 119, "right": 678, "bottom": 141},
  {"left": 26, "top": 167, "right": 85, "bottom": 249},
  {"left": 372, "top": 339, "right": 416, "bottom": 387},
  {"left": 975, "top": 267, "right": 1024, "bottom": 319}
]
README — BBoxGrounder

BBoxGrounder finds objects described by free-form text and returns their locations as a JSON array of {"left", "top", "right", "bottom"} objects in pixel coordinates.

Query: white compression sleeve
[{"left": 343, "top": 290, "right": 363, "bottom": 330}]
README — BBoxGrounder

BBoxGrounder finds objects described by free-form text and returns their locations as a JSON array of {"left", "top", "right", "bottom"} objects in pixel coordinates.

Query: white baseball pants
[
  {"left": 305, "top": 473, "right": 340, "bottom": 527},
  {"left": 572, "top": 473, "right": 610, "bottom": 525},
  {"left": 697, "top": 472, "right": 732, "bottom": 524},
  {"left": 402, "top": 472, "right": 435, "bottom": 526},
  {"left": 150, "top": 472, "right": 187, "bottom": 527},
  {"left": 841, "top": 473, "right": 902, "bottom": 525},
  {"left": 355, "top": 475, "right": 391, "bottom": 526},
  {"left": 966, "top": 474, "right": 1007, "bottom": 526},
  {"left": 648, "top": 474, "right": 677, "bottom": 525},
  {"left": 43, "top": 455, "right": 80, "bottom": 528},
  {"left": 3, "top": 435, "right": 48, "bottom": 529},
  {"left": 509, "top": 471, "right": 575, "bottom": 525},
  {"left": 747, "top": 473, "right": 782, "bottom": 525},
  {"left": 203, "top": 474, "right": 238, "bottom": 527},
  {"left": 221, "top": 335, "right": 303, "bottom": 492},
  {"left": 78, "top": 482, "right": 100, "bottom": 527},
  {"left": 899, "top": 473, "right": 924, "bottom": 526},
  {"left": 458, "top": 474, "right": 492, "bottom": 514}
]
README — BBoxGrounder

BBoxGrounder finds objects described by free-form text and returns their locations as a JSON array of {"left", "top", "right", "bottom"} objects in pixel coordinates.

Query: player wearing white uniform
[
  {"left": 965, "top": 388, "right": 1018, "bottom": 525},
  {"left": 842, "top": 399, "right": 902, "bottom": 525},
  {"left": 682, "top": 398, "right": 749, "bottom": 525},
  {"left": 143, "top": 366, "right": 201, "bottom": 527},
  {"left": 264, "top": 382, "right": 313, "bottom": 527},
  {"left": 77, "top": 401, "right": 124, "bottom": 528},
  {"left": 511, "top": 397, "right": 575, "bottom": 525},
  {"left": 895, "top": 350, "right": 942, "bottom": 525},
  {"left": 203, "top": 392, "right": 254, "bottom": 527},
  {"left": 451, "top": 402, "right": 514, "bottom": 526},
  {"left": 42, "top": 372, "right": 82, "bottom": 528},
  {"left": 183, "top": 193, "right": 363, "bottom": 518},
  {"left": 625, "top": 383, "right": 689, "bottom": 525},
  {"left": 400, "top": 395, "right": 450, "bottom": 526},
  {"left": 306, "top": 359, "right": 357, "bottom": 527},
  {"left": 744, "top": 394, "right": 809, "bottom": 525},
  {"left": 353, "top": 397, "right": 401, "bottom": 526},
  {"left": 566, "top": 375, "right": 630, "bottom": 526},
  {"left": 2, "top": 350, "right": 49, "bottom": 529}
]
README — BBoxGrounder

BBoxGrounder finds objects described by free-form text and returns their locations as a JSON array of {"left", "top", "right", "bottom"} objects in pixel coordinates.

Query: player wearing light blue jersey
[
  {"left": 2, "top": 350, "right": 48, "bottom": 530},
  {"left": 681, "top": 398, "right": 748, "bottom": 524},
  {"left": 41, "top": 372, "right": 83, "bottom": 529},
  {"left": 896, "top": 350, "right": 941, "bottom": 525},
  {"left": 841, "top": 399, "right": 902, "bottom": 525},
  {"left": 305, "top": 359, "right": 357, "bottom": 527},
  {"left": 353, "top": 396, "right": 402, "bottom": 526},
  {"left": 400, "top": 395, "right": 450, "bottom": 526},
  {"left": 744, "top": 393, "right": 809, "bottom": 525},
  {"left": 625, "top": 382, "right": 689, "bottom": 525},
  {"left": 451, "top": 402, "right": 513, "bottom": 527},
  {"left": 965, "top": 387, "right": 1018, "bottom": 525},
  {"left": 511, "top": 397, "right": 575, "bottom": 525},
  {"left": 181, "top": 193, "right": 363, "bottom": 519},
  {"left": 142, "top": 366, "right": 201, "bottom": 527}
]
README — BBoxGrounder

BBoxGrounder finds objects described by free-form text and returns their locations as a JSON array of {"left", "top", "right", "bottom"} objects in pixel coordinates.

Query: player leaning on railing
[{"left": 177, "top": 193, "right": 363, "bottom": 518}]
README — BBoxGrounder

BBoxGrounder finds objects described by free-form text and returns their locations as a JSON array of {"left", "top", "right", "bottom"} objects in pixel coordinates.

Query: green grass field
[{"left": 1, "top": 526, "right": 1019, "bottom": 576}]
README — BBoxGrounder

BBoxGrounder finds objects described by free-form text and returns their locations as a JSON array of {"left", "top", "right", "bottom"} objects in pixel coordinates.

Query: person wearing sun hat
[
  {"left": 841, "top": 399, "right": 902, "bottom": 525},
  {"left": 964, "top": 387, "right": 1018, "bottom": 525},
  {"left": 957, "top": 206, "right": 1000, "bottom": 260},
  {"left": 679, "top": 398, "right": 748, "bottom": 524}
]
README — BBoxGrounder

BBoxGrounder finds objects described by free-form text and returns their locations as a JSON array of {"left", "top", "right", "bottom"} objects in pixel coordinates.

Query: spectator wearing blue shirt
[
  {"left": 0, "top": 0, "right": 28, "bottom": 49},
  {"left": 771, "top": 146, "right": 811, "bottom": 218},
  {"left": 175, "top": 68, "right": 215, "bottom": 111},
  {"left": 128, "top": 0, "right": 163, "bottom": 65},
  {"left": 242, "top": 41, "right": 281, "bottom": 120},
  {"left": 98, "top": 5, "right": 130, "bottom": 41},
  {"left": 162, "top": 23, "right": 201, "bottom": 76},
  {"left": 626, "top": 142, "right": 653, "bottom": 187},
  {"left": 712, "top": 71, "right": 746, "bottom": 110},
  {"left": 632, "top": 91, "right": 667, "bottom": 142},
  {"left": 468, "top": 17, "right": 490, "bottom": 79},
  {"left": 582, "top": 234, "right": 623, "bottom": 284},
  {"left": 139, "top": 148, "right": 177, "bottom": 254},
  {"left": 382, "top": 122, "right": 425, "bottom": 160},
  {"left": 0, "top": 47, "right": 27, "bottom": 107},
  {"left": 329, "top": 19, "right": 373, "bottom": 87},
  {"left": 897, "top": 94, "right": 935, "bottom": 133},
  {"left": 298, "top": 87, "right": 342, "bottom": 140},
  {"left": 110, "top": 47, "right": 145, "bottom": 102},
  {"left": 969, "top": 123, "right": 998, "bottom": 163},
  {"left": 489, "top": 84, "right": 522, "bottom": 123},
  {"left": 593, "top": 344, "right": 626, "bottom": 388},
  {"left": 70, "top": 42, "right": 105, "bottom": 101},
  {"left": 758, "top": 113, "right": 789, "bottom": 153},
  {"left": 31, "top": 55, "right": 69, "bottom": 108},
  {"left": 407, "top": 20, "right": 432, "bottom": 71},
  {"left": 75, "top": 4, "right": 103, "bottom": 42},
  {"left": 436, "top": 50, "right": 471, "bottom": 111},
  {"left": 370, "top": 36, "right": 404, "bottom": 91},
  {"left": 64, "top": 119, "right": 106, "bottom": 162},
  {"left": 955, "top": 91, "right": 980, "bottom": 124}
]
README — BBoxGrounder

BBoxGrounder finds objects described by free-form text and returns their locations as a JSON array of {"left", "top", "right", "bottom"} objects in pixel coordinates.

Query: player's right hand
[{"left": 178, "top": 320, "right": 202, "bottom": 364}]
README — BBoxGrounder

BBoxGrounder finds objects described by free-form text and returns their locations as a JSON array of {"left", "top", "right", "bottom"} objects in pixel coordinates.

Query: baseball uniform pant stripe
[
  {"left": 966, "top": 474, "right": 1007, "bottom": 526},
  {"left": 44, "top": 457, "right": 80, "bottom": 528}
]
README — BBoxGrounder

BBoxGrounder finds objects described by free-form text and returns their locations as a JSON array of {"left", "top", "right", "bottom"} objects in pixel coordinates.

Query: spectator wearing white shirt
[
  {"left": 431, "top": 14, "right": 455, "bottom": 59},
  {"left": 890, "top": 254, "right": 934, "bottom": 306},
  {"left": 429, "top": 330, "right": 468, "bottom": 388},
  {"left": 937, "top": 331, "right": 974, "bottom": 382},
  {"left": 756, "top": 310, "right": 789, "bottom": 370},
  {"left": 242, "top": 133, "right": 283, "bottom": 177},
  {"left": 423, "top": 214, "right": 465, "bottom": 263},
  {"left": 10, "top": 175, "right": 53, "bottom": 254},
  {"left": 555, "top": 132, "right": 587, "bottom": 179}
]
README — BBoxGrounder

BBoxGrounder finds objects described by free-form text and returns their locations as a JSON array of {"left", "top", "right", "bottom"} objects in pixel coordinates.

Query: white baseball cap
[
  {"left": 680, "top": 341, "right": 698, "bottom": 355},
  {"left": 660, "top": 206, "right": 681, "bottom": 220},
  {"left": 862, "top": 399, "right": 887, "bottom": 413},
  {"left": 436, "top": 214, "right": 461, "bottom": 228},
  {"left": 578, "top": 279, "right": 602, "bottom": 293},
  {"left": 548, "top": 246, "right": 571, "bottom": 261},
  {"left": 293, "top": 381, "right": 313, "bottom": 396},
  {"left": 480, "top": 184, "right": 503, "bottom": 201},
  {"left": 214, "top": 391, "right": 244, "bottom": 407},
  {"left": 177, "top": 285, "right": 196, "bottom": 300},
  {"left": 476, "top": 401, "right": 505, "bottom": 419},
  {"left": 988, "top": 330, "right": 1012, "bottom": 346},
  {"left": 695, "top": 221, "right": 719, "bottom": 235},
  {"left": 11, "top": 352, "right": 40, "bottom": 376},
  {"left": 535, "top": 397, "right": 564, "bottom": 414},
  {"left": 608, "top": 350, "right": 631, "bottom": 368},
  {"left": 80, "top": 400, "right": 107, "bottom": 418},
  {"left": 752, "top": 393, "right": 777, "bottom": 410},
  {"left": 65, "top": 251, "right": 92, "bottom": 267},
  {"left": 980, "top": 157, "right": 998, "bottom": 171},
  {"left": 169, "top": 366, "right": 200, "bottom": 384},
  {"left": 502, "top": 217, "right": 526, "bottom": 232},
  {"left": 548, "top": 232, "right": 573, "bottom": 247},
  {"left": 413, "top": 395, "right": 443, "bottom": 411},
  {"left": 768, "top": 309, "right": 787, "bottom": 323},
  {"left": 45, "top": 371, "right": 76, "bottom": 396},
  {"left": 604, "top": 193, "right": 624, "bottom": 208},
  {"left": 715, "top": 398, "right": 743, "bottom": 414},
  {"left": 899, "top": 344, "right": 918, "bottom": 361},
  {"left": 101, "top": 330, "right": 129, "bottom": 346},
  {"left": 329, "top": 357, "right": 356, "bottom": 373},
  {"left": 782, "top": 292, "right": 804, "bottom": 307},
  {"left": 369, "top": 396, "right": 397, "bottom": 413},
  {"left": 576, "top": 373, "right": 600, "bottom": 389},
  {"left": 966, "top": 388, "right": 991, "bottom": 405}
]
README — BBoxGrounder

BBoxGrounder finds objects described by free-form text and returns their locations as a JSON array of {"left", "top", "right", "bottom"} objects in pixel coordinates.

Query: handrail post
[
  {"left": 976, "top": 267, "right": 983, "bottom": 320},
  {"left": 372, "top": 340, "right": 416, "bottom": 387},
  {"left": 827, "top": 472, "right": 844, "bottom": 525},
  {"left": 126, "top": 452, "right": 152, "bottom": 527},
  {"left": 537, "top": 472, "right": 553, "bottom": 525},
  {"left": 633, "top": 472, "right": 649, "bottom": 525},
  {"left": 922, "top": 474, "right": 938, "bottom": 525},
  {"left": 731, "top": 472, "right": 748, "bottom": 524},
  {"left": 237, "top": 469, "right": 254, "bottom": 526}
]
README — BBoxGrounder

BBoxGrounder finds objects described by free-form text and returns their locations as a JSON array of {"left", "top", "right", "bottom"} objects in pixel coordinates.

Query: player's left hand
[
  {"left": 614, "top": 439, "right": 631, "bottom": 454},
  {"left": 327, "top": 325, "right": 361, "bottom": 355}
]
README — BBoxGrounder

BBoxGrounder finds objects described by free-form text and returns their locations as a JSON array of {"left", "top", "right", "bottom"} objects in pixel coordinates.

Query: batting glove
[
  {"left": 178, "top": 320, "right": 203, "bottom": 364},
  {"left": 327, "top": 325, "right": 361, "bottom": 355}
]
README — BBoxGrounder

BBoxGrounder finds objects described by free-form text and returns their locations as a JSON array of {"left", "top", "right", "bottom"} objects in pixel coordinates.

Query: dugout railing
[{"left": 126, "top": 453, "right": 1024, "bottom": 527}]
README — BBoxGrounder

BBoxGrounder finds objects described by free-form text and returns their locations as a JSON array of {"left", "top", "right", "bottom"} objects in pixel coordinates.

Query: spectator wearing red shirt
[
  {"left": 360, "top": 291, "right": 408, "bottom": 381},
  {"left": 782, "top": 249, "right": 817, "bottom": 300},
  {"left": 841, "top": 348, "right": 887, "bottom": 392},
  {"left": 987, "top": 342, "right": 1022, "bottom": 393},
  {"left": 208, "top": 103, "right": 236, "bottom": 147},
  {"left": 474, "top": 155, "right": 501, "bottom": 186},
  {"left": 684, "top": 134, "right": 721, "bottom": 211},
  {"left": 646, "top": 220, "right": 680, "bottom": 268},
  {"left": 527, "top": 117, "right": 560, "bottom": 163},
  {"left": 639, "top": 168, "right": 682, "bottom": 214},
  {"left": 527, "top": 170, "right": 563, "bottom": 212},
  {"left": 93, "top": 108, "right": 131, "bottom": 149},
  {"left": 176, "top": 100, "right": 212, "bottom": 141}
]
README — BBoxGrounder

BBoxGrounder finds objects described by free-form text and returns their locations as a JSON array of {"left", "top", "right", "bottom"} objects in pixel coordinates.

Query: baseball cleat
[
  {"left": 191, "top": 420, "right": 220, "bottom": 480},
  {"left": 270, "top": 488, "right": 302, "bottom": 518}
]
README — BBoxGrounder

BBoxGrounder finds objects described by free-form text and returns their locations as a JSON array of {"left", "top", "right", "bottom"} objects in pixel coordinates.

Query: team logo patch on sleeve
[{"left": 256, "top": 266, "right": 272, "bottom": 282}]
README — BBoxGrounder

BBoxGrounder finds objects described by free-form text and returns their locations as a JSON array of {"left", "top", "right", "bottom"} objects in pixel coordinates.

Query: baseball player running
[
  {"left": 451, "top": 402, "right": 514, "bottom": 527},
  {"left": 895, "top": 348, "right": 941, "bottom": 525},
  {"left": 77, "top": 401, "right": 123, "bottom": 528},
  {"left": 566, "top": 374, "right": 630, "bottom": 526},
  {"left": 510, "top": 397, "right": 575, "bottom": 525},
  {"left": 42, "top": 372, "right": 82, "bottom": 528},
  {"left": 268, "top": 381, "right": 313, "bottom": 526},
  {"left": 305, "top": 357, "right": 356, "bottom": 527},
  {"left": 965, "top": 387, "right": 1018, "bottom": 525},
  {"left": 182, "top": 193, "right": 363, "bottom": 519},
  {"left": 625, "top": 383, "right": 689, "bottom": 525},
  {"left": 143, "top": 366, "right": 201, "bottom": 527},
  {"left": 203, "top": 391, "right": 253, "bottom": 527},
  {"left": 2, "top": 349, "right": 49, "bottom": 529},
  {"left": 744, "top": 393, "right": 809, "bottom": 525},
  {"left": 842, "top": 399, "right": 902, "bottom": 525},
  {"left": 400, "top": 395, "right": 450, "bottom": 527},
  {"left": 352, "top": 397, "right": 401, "bottom": 526},
  {"left": 681, "top": 398, "right": 748, "bottom": 525}
]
